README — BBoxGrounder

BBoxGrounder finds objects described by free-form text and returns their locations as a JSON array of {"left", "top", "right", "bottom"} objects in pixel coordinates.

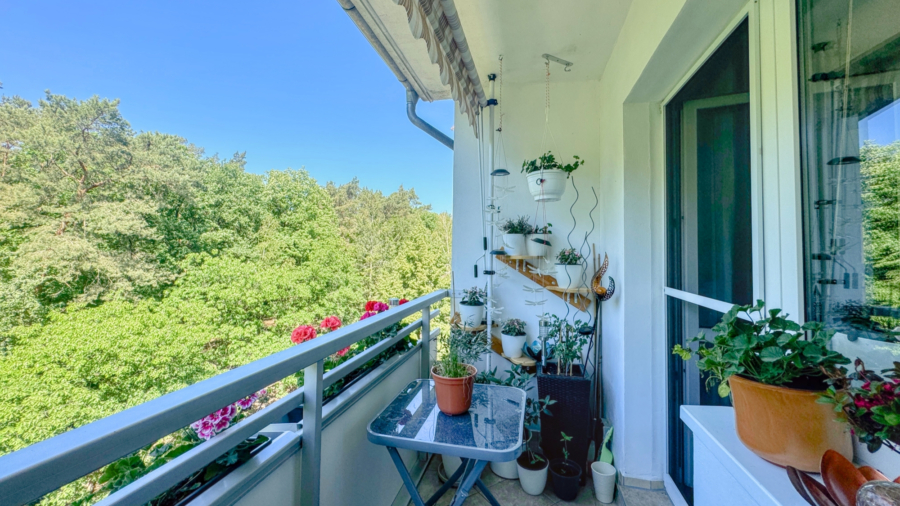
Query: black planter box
[{"left": 538, "top": 363, "right": 590, "bottom": 483}]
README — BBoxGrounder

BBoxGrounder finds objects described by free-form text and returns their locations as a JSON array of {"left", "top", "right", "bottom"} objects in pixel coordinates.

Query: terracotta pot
[
  {"left": 432, "top": 364, "right": 476, "bottom": 415},
  {"left": 729, "top": 375, "right": 852, "bottom": 472}
]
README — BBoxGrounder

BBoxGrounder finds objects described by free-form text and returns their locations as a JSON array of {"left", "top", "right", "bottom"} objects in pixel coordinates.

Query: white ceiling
[{"left": 454, "top": 0, "right": 634, "bottom": 84}]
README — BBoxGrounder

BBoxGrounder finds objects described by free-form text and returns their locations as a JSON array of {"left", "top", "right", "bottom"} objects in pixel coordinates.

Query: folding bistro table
[{"left": 367, "top": 380, "right": 525, "bottom": 506}]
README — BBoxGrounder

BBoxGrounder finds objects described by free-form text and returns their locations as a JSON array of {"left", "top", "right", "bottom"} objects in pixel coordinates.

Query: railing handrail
[{"left": 0, "top": 289, "right": 449, "bottom": 506}]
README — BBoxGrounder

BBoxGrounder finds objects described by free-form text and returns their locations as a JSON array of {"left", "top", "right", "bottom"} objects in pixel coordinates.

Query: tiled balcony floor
[{"left": 412, "top": 456, "right": 674, "bottom": 506}]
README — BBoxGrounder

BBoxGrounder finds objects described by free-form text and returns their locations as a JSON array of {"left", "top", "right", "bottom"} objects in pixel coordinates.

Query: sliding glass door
[{"left": 665, "top": 19, "right": 753, "bottom": 505}]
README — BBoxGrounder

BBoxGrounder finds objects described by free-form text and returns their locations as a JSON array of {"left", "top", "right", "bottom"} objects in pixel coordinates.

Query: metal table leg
[
  {"left": 474, "top": 477, "right": 501, "bottom": 506},
  {"left": 449, "top": 460, "right": 489, "bottom": 506},
  {"left": 386, "top": 448, "right": 472, "bottom": 506}
]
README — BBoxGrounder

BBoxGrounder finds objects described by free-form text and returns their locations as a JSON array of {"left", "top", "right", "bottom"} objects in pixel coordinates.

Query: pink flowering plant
[
  {"left": 823, "top": 359, "right": 900, "bottom": 454},
  {"left": 190, "top": 389, "right": 267, "bottom": 440}
]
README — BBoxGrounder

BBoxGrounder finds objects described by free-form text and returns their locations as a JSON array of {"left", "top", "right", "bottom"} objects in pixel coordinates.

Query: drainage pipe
[{"left": 406, "top": 88, "right": 454, "bottom": 149}]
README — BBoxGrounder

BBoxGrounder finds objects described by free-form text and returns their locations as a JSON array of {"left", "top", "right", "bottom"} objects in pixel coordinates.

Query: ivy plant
[{"left": 672, "top": 301, "right": 849, "bottom": 397}]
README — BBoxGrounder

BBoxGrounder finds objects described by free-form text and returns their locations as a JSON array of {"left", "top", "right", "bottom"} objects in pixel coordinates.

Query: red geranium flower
[
  {"left": 337, "top": 346, "right": 351, "bottom": 357},
  {"left": 365, "top": 301, "right": 378, "bottom": 312},
  {"left": 399, "top": 299, "right": 409, "bottom": 305},
  {"left": 291, "top": 325, "right": 317, "bottom": 344},
  {"left": 320, "top": 316, "right": 342, "bottom": 331}
]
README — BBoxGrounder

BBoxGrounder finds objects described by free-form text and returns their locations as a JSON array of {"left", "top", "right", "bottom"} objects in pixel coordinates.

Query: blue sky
[{"left": 0, "top": 0, "right": 456, "bottom": 213}]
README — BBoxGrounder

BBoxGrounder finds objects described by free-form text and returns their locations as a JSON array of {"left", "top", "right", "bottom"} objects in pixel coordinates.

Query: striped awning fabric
[{"left": 393, "top": 0, "right": 486, "bottom": 134}]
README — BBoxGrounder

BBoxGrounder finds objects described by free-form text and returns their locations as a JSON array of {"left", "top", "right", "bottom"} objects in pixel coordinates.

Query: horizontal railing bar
[
  {"left": 0, "top": 289, "right": 449, "bottom": 506},
  {"left": 429, "top": 308, "right": 440, "bottom": 320},
  {"left": 97, "top": 388, "right": 306, "bottom": 506},
  {"left": 322, "top": 319, "right": 422, "bottom": 389}
]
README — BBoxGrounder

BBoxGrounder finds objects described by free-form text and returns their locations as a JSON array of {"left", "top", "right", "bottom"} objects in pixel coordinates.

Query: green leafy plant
[
  {"left": 542, "top": 314, "right": 588, "bottom": 377},
  {"left": 555, "top": 249, "right": 582, "bottom": 266},
  {"left": 560, "top": 431, "right": 573, "bottom": 461},
  {"left": 521, "top": 152, "right": 584, "bottom": 177},
  {"left": 672, "top": 301, "right": 850, "bottom": 397},
  {"left": 499, "top": 216, "right": 534, "bottom": 235},
  {"left": 501, "top": 318, "right": 526, "bottom": 336},
  {"left": 434, "top": 328, "right": 489, "bottom": 378},
  {"left": 822, "top": 360, "right": 900, "bottom": 454},
  {"left": 532, "top": 223, "right": 552, "bottom": 235},
  {"left": 460, "top": 286, "right": 486, "bottom": 306}
]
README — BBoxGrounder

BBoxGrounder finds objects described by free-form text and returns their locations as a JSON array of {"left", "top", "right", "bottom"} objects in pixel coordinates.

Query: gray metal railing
[{"left": 0, "top": 289, "right": 448, "bottom": 506}]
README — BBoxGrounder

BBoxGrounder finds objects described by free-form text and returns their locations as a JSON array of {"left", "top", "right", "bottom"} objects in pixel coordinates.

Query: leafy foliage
[
  {"left": 822, "top": 360, "right": 900, "bottom": 455},
  {"left": 672, "top": 301, "right": 849, "bottom": 397},
  {"left": 501, "top": 318, "right": 526, "bottom": 336},
  {"left": 521, "top": 152, "right": 584, "bottom": 177},
  {"left": 460, "top": 286, "right": 486, "bottom": 306},
  {"left": 0, "top": 93, "right": 451, "bottom": 505},
  {"left": 543, "top": 314, "right": 588, "bottom": 376},
  {"left": 434, "top": 328, "right": 489, "bottom": 378},
  {"left": 555, "top": 248, "right": 582, "bottom": 266},
  {"left": 499, "top": 215, "right": 533, "bottom": 235}
]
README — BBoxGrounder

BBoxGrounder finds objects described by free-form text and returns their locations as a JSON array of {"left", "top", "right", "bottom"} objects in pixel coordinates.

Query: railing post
[
  {"left": 420, "top": 305, "right": 432, "bottom": 380},
  {"left": 300, "top": 359, "right": 324, "bottom": 506}
]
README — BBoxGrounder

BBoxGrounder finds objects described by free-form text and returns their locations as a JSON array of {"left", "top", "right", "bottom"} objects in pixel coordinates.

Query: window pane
[{"left": 798, "top": 0, "right": 900, "bottom": 370}]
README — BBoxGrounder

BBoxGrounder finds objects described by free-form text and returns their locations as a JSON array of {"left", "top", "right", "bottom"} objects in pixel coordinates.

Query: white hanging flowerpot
[
  {"left": 525, "top": 236, "right": 551, "bottom": 257},
  {"left": 502, "top": 233, "right": 527, "bottom": 255},
  {"left": 526, "top": 170, "right": 568, "bottom": 202},
  {"left": 553, "top": 263, "right": 585, "bottom": 290}
]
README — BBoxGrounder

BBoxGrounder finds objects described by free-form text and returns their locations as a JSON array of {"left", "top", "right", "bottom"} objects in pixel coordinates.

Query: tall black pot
[{"left": 538, "top": 363, "right": 590, "bottom": 484}]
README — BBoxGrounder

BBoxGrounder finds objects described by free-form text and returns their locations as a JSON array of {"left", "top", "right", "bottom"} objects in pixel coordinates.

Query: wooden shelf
[
  {"left": 450, "top": 313, "right": 496, "bottom": 332},
  {"left": 494, "top": 254, "right": 592, "bottom": 311},
  {"left": 502, "top": 254, "right": 543, "bottom": 260},
  {"left": 490, "top": 334, "right": 537, "bottom": 373}
]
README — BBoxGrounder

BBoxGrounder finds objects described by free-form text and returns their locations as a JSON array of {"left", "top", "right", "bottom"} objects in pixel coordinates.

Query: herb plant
[
  {"left": 556, "top": 248, "right": 582, "bottom": 266},
  {"left": 434, "top": 328, "right": 489, "bottom": 378},
  {"left": 672, "top": 301, "right": 849, "bottom": 397},
  {"left": 521, "top": 152, "right": 584, "bottom": 177},
  {"left": 822, "top": 359, "right": 900, "bottom": 454},
  {"left": 532, "top": 223, "right": 552, "bottom": 235},
  {"left": 560, "top": 431, "right": 573, "bottom": 461},
  {"left": 460, "top": 286, "right": 486, "bottom": 306},
  {"left": 501, "top": 318, "right": 526, "bottom": 336},
  {"left": 499, "top": 215, "right": 534, "bottom": 235},
  {"left": 543, "top": 314, "right": 588, "bottom": 376}
]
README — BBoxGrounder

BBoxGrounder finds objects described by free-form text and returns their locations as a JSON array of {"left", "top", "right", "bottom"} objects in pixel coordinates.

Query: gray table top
[{"left": 367, "top": 380, "right": 526, "bottom": 461}]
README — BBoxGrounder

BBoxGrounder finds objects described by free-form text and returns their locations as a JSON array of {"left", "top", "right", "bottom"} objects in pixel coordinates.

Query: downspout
[
  {"left": 406, "top": 87, "right": 454, "bottom": 149},
  {"left": 336, "top": 0, "right": 454, "bottom": 150}
]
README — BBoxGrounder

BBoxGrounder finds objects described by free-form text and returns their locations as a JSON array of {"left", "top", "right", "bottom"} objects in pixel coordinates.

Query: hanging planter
[
  {"left": 553, "top": 249, "right": 586, "bottom": 290},
  {"left": 458, "top": 286, "right": 486, "bottom": 328},
  {"left": 521, "top": 152, "right": 584, "bottom": 202}
]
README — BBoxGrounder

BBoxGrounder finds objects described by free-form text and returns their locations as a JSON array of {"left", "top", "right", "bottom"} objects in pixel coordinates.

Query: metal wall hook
[{"left": 542, "top": 53, "right": 574, "bottom": 72}]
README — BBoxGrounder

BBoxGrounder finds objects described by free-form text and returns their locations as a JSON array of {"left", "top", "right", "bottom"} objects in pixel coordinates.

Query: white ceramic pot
[
  {"left": 502, "top": 233, "right": 527, "bottom": 255},
  {"left": 443, "top": 455, "right": 462, "bottom": 479},
  {"left": 525, "top": 235, "right": 551, "bottom": 257},
  {"left": 517, "top": 457, "right": 549, "bottom": 495},
  {"left": 458, "top": 303, "right": 485, "bottom": 328},
  {"left": 500, "top": 332, "right": 526, "bottom": 359},
  {"left": 553, "top": 263, "right": 585, "bottom": 290},
  {"left": 526, "top": 170, "right": 568, "bottom": 202},
  {"left": 591, "top": 461, "right": 617, "bottom": 503},
  {"left": 491, "top": 459, "right": 519, "bottom": 480}
]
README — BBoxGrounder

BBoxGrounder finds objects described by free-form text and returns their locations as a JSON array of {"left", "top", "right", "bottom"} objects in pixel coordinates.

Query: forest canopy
[{"left": 0, "top": 92, "right": 451, "bottom": 456}]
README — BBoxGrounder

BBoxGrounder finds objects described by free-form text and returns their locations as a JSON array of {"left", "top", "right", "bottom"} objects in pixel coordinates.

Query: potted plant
[
  {"left": 554, "top": 249, "right": 585, "bottom": 290},
  {"left": 537, "top": 315, "right": 591, "bottom": 478},
  {"left": 517, "top": 393, "right": 556, "bottom": 495},
  {"left": 549, "top": 432, "right": 582, "bottom": 501},
  {"left": 458, "top": 286, "right": 486, "bottom": 328},
  {"left": 521, "top": 152, "right": 584, "bottom": 202},
  {"left": 432, "top": 328, "right": 489, "bottom": 415},
  {"left": 500, "top": 318, "right": 527, "bottom": 359},
  {"left": 822, "top": 359, "right": 900, "bottom": 455},
  {"left": 526, "top": 223, "right": 552, "bottom": 257},
  {"left": 672, "top": 301, "right": 852, "bottom": 472},
  {"left": 499, "top": 216, "right": 533, "bottom": 255}
]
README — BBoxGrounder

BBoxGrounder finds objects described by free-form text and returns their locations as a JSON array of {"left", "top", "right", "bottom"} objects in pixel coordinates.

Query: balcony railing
[{"left": 0, "top": 289, "right": 449, "bottom": 506}]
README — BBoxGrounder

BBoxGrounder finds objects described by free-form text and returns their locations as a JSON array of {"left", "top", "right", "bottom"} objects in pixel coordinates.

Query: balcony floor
[{"left": 413, "top": 456, "right": 674, "bottom": 506}]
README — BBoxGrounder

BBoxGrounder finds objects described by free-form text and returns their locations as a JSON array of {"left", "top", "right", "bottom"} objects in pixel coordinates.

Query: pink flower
[
  {"left": 237, "top": 397, "right": 254, "bottom": 410},
  {"left": 217, "top": 405, "right": 237, "bottom": 420},
  {"left": 320, "top": 316, "right": 342, "bottom": 331},
  {"left": 337, "top": 346, "right": 350, "bottom": 357},
  {"left": 214, "top": 417, "right": 230, "bottom": 432},
  {"left": 373, "top": 302, "right": 389, "bottom": 312},
  {"left": 291, "top": 325, "right": 317, "bottom": 344},
  {"left": 365, "top": 301, "right": 379, "bottom": 312},
  {"left": 360, "top": 311, "right": 377, "bottom": 320}
]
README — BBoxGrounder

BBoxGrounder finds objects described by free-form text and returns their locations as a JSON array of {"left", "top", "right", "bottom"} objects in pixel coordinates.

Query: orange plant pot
[
  {"left": 432, "top": 364, "right": 476, "bottom": 416},
  {"left": 729, "top": 375, "right": 852, "bottom": 472}
]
